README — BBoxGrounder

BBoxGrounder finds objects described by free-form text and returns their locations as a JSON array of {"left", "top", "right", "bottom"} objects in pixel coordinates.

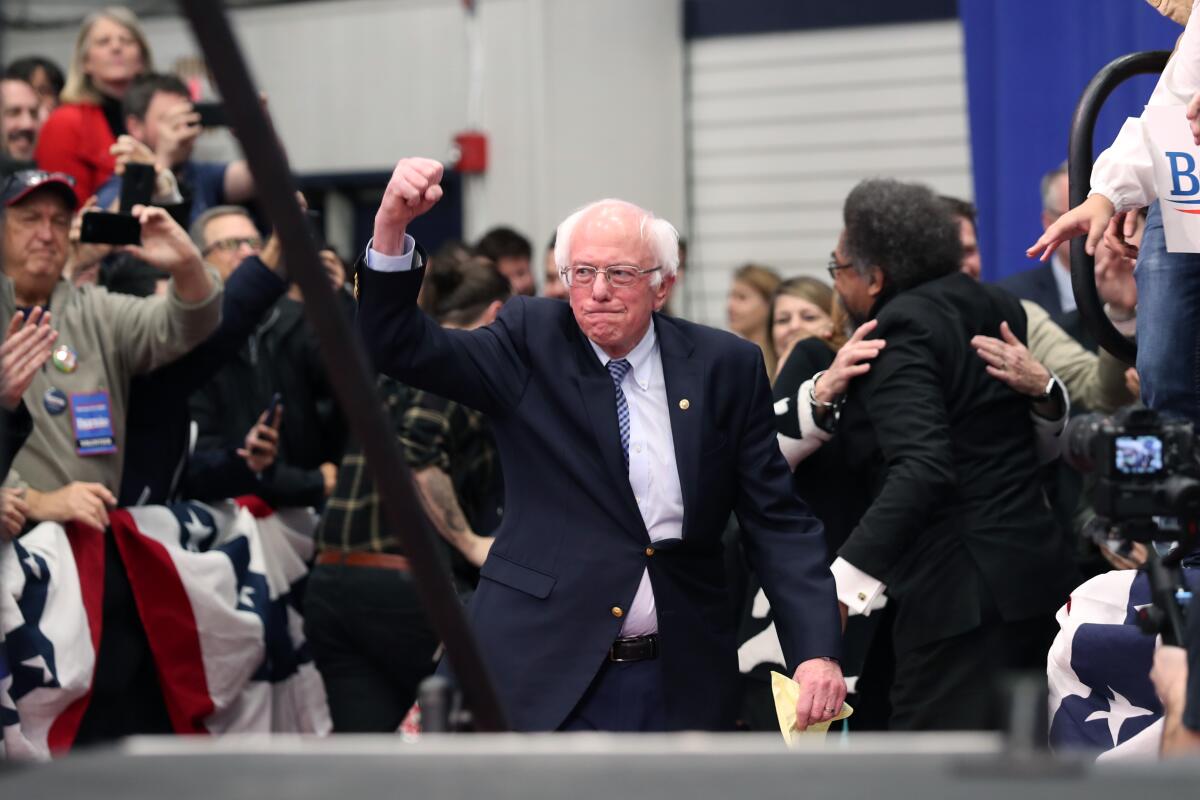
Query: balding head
[
  {"left": 556, "top": 198, "right": 677, "bottom": 359},
  {"left": 555, "top": 199, "right": 679, "bottom": 288}
]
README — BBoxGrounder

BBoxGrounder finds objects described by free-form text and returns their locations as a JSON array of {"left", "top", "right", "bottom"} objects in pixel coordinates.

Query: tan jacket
[
  {"left": 2, "top": 273, "right": 222, "bottom": 494},
  {"left": 1022, "top": 299, "right": 1134, "bottom": 414}
]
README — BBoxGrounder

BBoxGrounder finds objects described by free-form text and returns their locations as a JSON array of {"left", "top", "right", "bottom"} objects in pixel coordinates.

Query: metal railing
[{"left": 1068, "top": 50, "right": 1170, "bottom": 366}]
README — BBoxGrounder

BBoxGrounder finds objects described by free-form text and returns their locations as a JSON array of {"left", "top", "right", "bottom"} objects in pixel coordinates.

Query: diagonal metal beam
[{"left": 176, "top": 0, "right": 508, "bottom": 732}]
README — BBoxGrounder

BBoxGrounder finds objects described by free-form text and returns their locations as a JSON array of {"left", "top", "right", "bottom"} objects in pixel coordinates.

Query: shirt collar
[
  {"left": 589, "top": 322, "right": 657, "bottom": 391},
  {"left": 1050, "top": 253, "right": 1077, "bottom": 313}
]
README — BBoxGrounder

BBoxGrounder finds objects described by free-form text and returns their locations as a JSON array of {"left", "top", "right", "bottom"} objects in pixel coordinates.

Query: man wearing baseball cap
[{"left": 1, "top": 168, "right": 221, "bottom": 530}]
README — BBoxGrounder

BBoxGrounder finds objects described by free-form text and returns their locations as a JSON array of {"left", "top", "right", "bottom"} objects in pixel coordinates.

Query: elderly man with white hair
[{"left": 356, "top": 158, "right": 844, "bottom": 733}]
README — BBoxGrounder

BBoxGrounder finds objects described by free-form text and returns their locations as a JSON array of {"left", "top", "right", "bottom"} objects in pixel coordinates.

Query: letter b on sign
[{"left": 1168, "top": 152, "right": 1200, "bottom": 196}]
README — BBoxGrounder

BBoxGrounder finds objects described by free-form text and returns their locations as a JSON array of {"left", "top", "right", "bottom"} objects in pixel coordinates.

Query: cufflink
[{"left": 857, "top": 592, "right": 867, "bottom": 602}]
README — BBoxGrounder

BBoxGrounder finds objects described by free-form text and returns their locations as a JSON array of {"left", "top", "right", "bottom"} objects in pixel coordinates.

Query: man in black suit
[
  {"left": 821, "top": 178, "right": 1076, "bottom": 730},
  {"left": 357, "top": 157, "right": 844, "bottom": 732}
]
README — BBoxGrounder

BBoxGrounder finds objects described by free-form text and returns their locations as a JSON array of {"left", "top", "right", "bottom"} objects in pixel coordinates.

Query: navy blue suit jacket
[
  {"left": 357, "top": 262, "right": 840, "bottom": 732},
  {"left": 998, "top": 262, "right": 1063, "bottom": 316}
]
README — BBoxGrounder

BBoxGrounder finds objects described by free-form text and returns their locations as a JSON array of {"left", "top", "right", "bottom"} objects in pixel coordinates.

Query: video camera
[
  {"left": 1065, "top": 407, "right": 1200, "bottom": 526},
  {"left": 1064, "top": 407, "right": 1199, "bottom": 645}
]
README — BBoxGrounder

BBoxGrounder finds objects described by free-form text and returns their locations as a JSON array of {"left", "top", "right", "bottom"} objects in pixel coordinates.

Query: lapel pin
[
  {"left": 679, "top": 399, "right": 690, "bottom": 410},
  {"left": 52, "top": 345, "right": 78, "bottom": 374}
]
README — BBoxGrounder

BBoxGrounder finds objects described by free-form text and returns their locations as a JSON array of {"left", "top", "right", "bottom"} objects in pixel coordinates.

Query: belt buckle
[
  {"left": 608, "top": 635, "right": 656, "bottom": 662},
  {"left": 608, "top": 641, "right": 635, "bottom": 663}
]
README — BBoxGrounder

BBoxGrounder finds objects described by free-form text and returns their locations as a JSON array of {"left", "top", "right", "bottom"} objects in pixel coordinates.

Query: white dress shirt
[
  {"left": 365, "top": 239, "right": 684, "bottom": 636},
  {"left": 589, "top": 328, "right": 684, "bottom": 637},
  {"left": 1090, "top": 0, "right": 1200, "bottom": 212},
  {"left": 1050, "top": 254, "right": 1077, "bottom": 314}
]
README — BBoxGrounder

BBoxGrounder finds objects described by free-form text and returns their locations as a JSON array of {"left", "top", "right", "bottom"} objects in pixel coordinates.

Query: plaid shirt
[{"left": 315, "top": 375, "right": 503, "bottom": 556}]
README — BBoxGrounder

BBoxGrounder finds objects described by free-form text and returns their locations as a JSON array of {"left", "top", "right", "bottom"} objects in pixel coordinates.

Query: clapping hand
[
  {"left": 0, "top": 307, "right": 57, "bottom": 410},
  {"left": 971, "top": 321, "right": 1050, "bottom": 397}
]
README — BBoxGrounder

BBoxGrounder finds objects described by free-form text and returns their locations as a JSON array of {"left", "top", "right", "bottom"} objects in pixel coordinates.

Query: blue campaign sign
[{"left": 69, "top": 391, "right": 117, "bottom": 456}]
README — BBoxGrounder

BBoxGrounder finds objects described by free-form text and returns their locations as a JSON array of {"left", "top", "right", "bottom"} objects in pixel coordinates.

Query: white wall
[
  {"left": 3, "top": 0, "right": 686, "bottom": 249},
  {"left": 682, "top": 20, "right": 973, "bottom": 326}
]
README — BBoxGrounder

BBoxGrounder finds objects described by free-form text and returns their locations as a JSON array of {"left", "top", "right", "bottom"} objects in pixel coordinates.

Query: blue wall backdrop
[{"left": 960, "top": 0, "right": 1180, "bottom": 282}]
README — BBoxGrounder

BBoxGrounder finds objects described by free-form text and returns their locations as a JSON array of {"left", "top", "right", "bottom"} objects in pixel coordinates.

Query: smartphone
[
  {"left": 193, "top": 102, "right": 228, "bottom": 128},
  {"left": 119, "top": 162, "right": 157, "bottom": 213},
  {"left": 250, "top": 392, "right": 283, "bottom": 455},
  {"left": 264, "top": 392, "right": 283, "bottom": 422},
  {"left": 79, "top": 211, "right": 141, "bottom": 245}
]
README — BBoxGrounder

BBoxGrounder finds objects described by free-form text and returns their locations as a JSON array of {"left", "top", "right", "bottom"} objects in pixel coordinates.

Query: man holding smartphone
[
  {"left": 0, "top": 169, "right": 221, "bottom": 529},
  {"left": 94, "top": 72, "right": 254, "bottom": 225}
]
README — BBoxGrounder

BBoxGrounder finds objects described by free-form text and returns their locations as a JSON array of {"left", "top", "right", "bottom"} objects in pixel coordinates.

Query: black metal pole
[
  {"left": 1068, "top": 50, "right": 1169, "bottom": 367},
  {"left": 175, "top": 0, "right": 508, "bottom": 732}
]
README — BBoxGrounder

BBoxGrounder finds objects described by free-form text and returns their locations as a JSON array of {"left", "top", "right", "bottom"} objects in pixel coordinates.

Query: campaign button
[
  {"left": 43, "top": 388, "right": 68, "bottom": 415},
  {"left": 52, "top": 345, "right": 78, "bottom": 374}
]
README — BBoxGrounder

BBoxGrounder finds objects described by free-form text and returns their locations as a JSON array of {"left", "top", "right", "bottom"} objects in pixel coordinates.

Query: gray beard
[{"left": 837, "top": 293, "right": 869, "bottom": 327}]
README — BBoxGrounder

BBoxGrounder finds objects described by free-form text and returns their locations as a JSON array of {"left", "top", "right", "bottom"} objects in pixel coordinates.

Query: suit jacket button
[
  {"left": 644, "top": 546, "right": 655, "bottom": 557},
  {"left": 611, "top": 606, "right": 624, "bottom": 618},
  {"left": 679, "top": 399, "right": 690, "bottom": 410}
]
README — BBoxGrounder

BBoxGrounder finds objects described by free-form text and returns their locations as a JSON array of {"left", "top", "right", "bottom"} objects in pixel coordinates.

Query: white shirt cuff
[
  {"left": 830, "top": 556, "right": 887, "bottom": 617},
  {"left": 365, "top": 234, "right": 417, "bottom": 272},
  {"left": 1031, "top": 374, "right": 1070, "bottom": 465},
  {"left": 798, "top": 378, "right": 835, "bottom": 443}
]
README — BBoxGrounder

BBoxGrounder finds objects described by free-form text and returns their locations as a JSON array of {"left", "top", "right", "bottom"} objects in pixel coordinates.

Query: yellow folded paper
[{"left": 770, "top": 670, "right": 853, "bottom": 747}]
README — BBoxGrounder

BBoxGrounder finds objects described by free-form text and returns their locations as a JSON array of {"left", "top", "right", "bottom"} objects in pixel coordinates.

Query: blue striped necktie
[{"left": 606, "top": 359, "right": 633, "bottom": 469}]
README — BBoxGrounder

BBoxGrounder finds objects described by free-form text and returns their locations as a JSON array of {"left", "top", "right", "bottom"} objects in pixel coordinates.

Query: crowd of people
[{"left": 0, "top": 2, "right": 1197, "bottom": 756}]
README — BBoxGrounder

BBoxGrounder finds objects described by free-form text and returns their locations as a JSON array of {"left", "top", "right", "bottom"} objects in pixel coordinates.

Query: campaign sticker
[
  {"left": 70, "top": 391, "right": 117, "bottom": 456},
  {"left": 43, "top": 388, "right": 68, "bottom": 415}
]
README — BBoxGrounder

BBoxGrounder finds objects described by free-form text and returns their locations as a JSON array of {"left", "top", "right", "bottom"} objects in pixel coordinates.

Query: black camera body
[{"left": 1065, "top": 407, "right": 1200, "bottom": 525}]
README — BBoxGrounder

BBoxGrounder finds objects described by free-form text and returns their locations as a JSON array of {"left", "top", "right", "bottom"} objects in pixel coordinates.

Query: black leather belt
[{"left": 608, "top": 634, "right": 659, "bottom": 662}]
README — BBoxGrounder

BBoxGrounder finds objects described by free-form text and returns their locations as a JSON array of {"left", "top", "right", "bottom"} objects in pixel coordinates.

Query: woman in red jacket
[{"left": 35, "top": 6, "right": 152, "bottom": 205}]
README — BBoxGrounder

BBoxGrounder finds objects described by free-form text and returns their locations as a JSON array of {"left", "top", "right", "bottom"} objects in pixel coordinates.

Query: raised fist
[{"left": 373, "top": 158, "right": 444, "bottom": 255}]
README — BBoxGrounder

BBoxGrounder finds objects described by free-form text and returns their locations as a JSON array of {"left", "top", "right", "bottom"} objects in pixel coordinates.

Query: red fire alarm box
[{"left": 454, "top": 131, "right": 488, "bottom": 174}]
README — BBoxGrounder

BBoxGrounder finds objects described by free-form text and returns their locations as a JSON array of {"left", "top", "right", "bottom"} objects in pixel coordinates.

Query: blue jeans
[{"left": 1136, "top": 202, "right": 1200, "bottom": 425}]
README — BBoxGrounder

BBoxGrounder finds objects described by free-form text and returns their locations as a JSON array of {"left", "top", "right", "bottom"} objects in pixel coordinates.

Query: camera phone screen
[{"left": 1114, "top": 435, "right": 1164, "bottom": 475}]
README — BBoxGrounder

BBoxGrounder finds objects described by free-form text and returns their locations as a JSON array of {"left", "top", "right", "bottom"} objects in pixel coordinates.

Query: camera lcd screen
[{"left": 1114, "top": 435, "right": 1164, "bottom": 475}]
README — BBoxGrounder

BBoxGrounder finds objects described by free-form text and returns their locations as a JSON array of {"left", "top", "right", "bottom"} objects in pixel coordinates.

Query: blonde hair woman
[
  {"left": 726, "top": 263, "right": 781, "bottom": 375},
  {"left": 35, "top": 6, "right": 153, "bottom": 203}
]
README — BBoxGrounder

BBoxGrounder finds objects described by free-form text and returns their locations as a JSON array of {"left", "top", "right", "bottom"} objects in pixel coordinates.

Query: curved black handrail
[{"left": 1068, "top": 50, "right": 1170, "bottom": 366}]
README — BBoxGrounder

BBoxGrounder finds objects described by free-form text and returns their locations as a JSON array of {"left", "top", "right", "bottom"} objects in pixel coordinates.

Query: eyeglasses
[
  {"left": 203, "top": 236, "right": 263, "bottom": 256},
  {"left": 560, "top": 264, "right": 662, "bottom": 288},
  {"left": 827, "top": 258, "right": 855, "bottom": 281}
]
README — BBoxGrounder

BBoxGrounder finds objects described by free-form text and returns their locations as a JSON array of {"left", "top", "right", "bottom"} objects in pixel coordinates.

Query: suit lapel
[
  {"left": 571, "top": 331, "right": 649, "bottom": 541},
  {"left": 656, "top": 316, "right": 701, "bottom": 537}
]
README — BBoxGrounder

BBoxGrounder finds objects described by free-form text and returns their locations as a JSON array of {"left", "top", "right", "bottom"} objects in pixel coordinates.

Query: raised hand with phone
[
  {"left": 238, "top": 394, "right": 283, "bottom": 474},
  {"left": 119, "top": 204, "right": 214, "bottom": 303}
]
